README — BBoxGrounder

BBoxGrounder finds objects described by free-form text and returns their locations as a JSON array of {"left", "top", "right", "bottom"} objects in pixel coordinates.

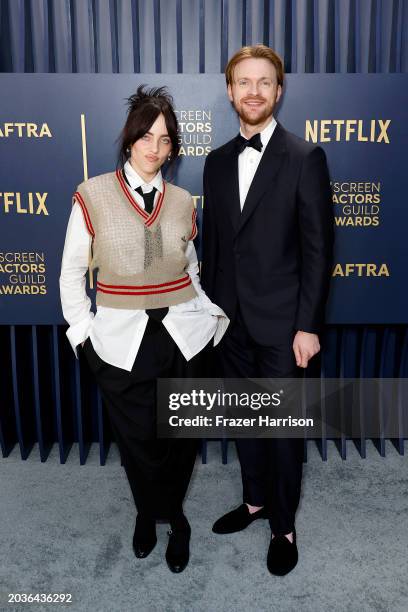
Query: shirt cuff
[
  {"left": 207, "top": 303, "right": 227, "bottom": 318},
  {"left": 195, "top": 293, "right": 230, "bottom": 345},
  {"left": 195, "top": 289, "right": 226, "bottom": 316},
  {"left": 66, "top": 314, "right": 94, "bottom": 359},
  {"left": 213, "top": 313, "right": 230, "bottom": 346}
]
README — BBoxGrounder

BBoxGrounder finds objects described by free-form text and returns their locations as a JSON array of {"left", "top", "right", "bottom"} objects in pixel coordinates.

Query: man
[{"left": 201, "top": 45, "right": 333, "bottom": 575}]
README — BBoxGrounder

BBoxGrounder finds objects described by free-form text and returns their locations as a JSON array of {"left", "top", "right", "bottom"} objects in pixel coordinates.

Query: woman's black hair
[{"left": 117, "top": 85, "right": 180, "bottom": 169}]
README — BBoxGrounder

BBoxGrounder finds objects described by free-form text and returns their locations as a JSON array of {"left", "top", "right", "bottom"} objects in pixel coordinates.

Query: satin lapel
[
  {"left": 221, "top": 142, "right": 241, "bottom": 234},
  {"left": 238, "top": 123, "right": 287, "bottom": 234}
]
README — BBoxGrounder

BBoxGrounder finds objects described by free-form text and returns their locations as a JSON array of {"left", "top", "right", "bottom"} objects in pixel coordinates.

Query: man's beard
[{"left": 234, "top": 97, "right": 275, "bottom": 126}]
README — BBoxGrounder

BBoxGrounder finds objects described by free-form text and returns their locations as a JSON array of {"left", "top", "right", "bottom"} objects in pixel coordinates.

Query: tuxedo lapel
[
  {"left": 221, "top": 141, "right": 241, "bottom": 233},
  {"left": 238, "top": 123, "right": 287, "bottom": 234}
]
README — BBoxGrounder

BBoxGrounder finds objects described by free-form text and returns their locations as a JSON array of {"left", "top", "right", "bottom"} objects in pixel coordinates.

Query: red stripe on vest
[
  {"left": 74, "top": 192, "right": 95, "bottom": 237},
  {"left": 97, "top": 278, "right": 192, "bottom": 296},
  {"left": 190, "top": 208, "right": 198, "bottom": 240},
  {"left": 97, "top": 275, "right": 190, "bottom": 290},
  {"left": 116, "top": 169, "right": 166, "bottom": 227},
  {"left": 115, "top": 169, "right": 149, "bottom": 221}
]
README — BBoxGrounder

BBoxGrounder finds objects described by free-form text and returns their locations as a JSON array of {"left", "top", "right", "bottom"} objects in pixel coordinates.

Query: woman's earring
[
  {"left": 126, "top": 147, "right": 130, "bottom": 153},
  {"left": 167, "top": 155, "right": 171, "bottom": 161}
]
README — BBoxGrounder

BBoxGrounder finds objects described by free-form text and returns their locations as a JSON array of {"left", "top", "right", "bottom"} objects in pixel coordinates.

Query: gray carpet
[{"left": 1, "top": 441, "right": 407, "bottom": 612}]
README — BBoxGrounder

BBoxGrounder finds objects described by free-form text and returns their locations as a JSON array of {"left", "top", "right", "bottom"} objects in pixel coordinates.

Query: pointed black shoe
[
  {"left": 132, "top": 515, "right": 157, "bottom": 559},
  {"left": 212, "top": 504, "right": 266, "bottom": 534},
  {"left": 165, "top": 522, "right": 191, "bottom": 573},
  {"left": 267, "top": 528, "right": 298, "bottom": 576}
]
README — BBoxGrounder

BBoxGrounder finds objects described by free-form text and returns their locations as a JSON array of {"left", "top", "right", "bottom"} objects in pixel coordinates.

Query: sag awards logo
[
  {"left": 0, "top": 122, "right": 52, "bottom": 138},
  {"left": 0, "top": 252, "right": 47, "bottom": 295},
  {"left": 332, "top": 263, "right": 389, "bottom": 277},
  {"left": 305, "top": 119, "right": 391, "bottom": 143},
  {"left": 331, "top": 181, "right": 381, "bottom": 227},
  {"left": 175, "top": 110, "right": 212, "bottom": 156}
]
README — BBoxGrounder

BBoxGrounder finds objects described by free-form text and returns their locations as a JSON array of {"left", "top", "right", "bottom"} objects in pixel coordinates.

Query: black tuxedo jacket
[{"left": 201, "top": 122, "right": 334, "bottom": 345}]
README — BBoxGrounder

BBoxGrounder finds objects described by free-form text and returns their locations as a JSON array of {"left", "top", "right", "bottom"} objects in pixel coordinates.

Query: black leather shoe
[
  {"left": 212, "top": 504, "right": 266, "bottom": 534},
  {"left": 267, "top": 528, "right": 298, "bottom": 576},
  {"left": 132, "top": 515, "right": 157, "bottom": 559},
  {"left": 165, "top": 524, "right": 191, "bottom": 573}
]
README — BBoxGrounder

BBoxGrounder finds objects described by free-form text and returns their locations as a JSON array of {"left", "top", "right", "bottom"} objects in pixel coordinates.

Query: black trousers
[
  {"left": 83, "top": 317, "right": 198, "bottom": 521},
  {"left": 218, "top": 306, "right": 304, "bottom": 536}
]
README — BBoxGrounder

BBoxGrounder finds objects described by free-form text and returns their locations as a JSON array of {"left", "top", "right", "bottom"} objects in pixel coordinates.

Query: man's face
[{"left": 227, "top": 57, "right": 282, "bottom": 126}]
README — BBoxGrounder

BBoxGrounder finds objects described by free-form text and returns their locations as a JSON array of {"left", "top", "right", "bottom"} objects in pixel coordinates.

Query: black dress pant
[
  {"left": 218, "top": 306, "right": 304, "bottom": 536},
  {"left": 83, "top": 317, "right": 198, "bottom": 521}
]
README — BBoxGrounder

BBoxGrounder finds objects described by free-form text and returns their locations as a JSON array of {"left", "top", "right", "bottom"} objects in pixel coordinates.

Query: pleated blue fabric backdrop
[
  {"left": 1, "top": 0, "right": 407, "bottom": 74},
  {"left": 0, "top": 0, "right": 407, "bottom": 464}
]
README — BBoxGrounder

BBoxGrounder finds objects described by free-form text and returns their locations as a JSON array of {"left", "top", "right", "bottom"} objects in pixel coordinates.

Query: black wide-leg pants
[
  {"left": 218, "top": 307, "right": 304, "bottom": 536},
  {"left": 83, "top": 317, "right": 198, "bottom": 521}
]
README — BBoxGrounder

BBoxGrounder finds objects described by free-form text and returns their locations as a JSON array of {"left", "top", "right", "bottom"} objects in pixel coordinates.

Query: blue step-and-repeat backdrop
[{"left": 0, "top": 74, "right": 407, "bottom": 324}]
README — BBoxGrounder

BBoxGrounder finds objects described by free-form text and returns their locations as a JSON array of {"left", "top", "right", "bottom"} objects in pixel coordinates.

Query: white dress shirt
[
  {"left": 238, "top": 117, "right": 277, "bottom": 209},
  {"left": 60, "top": 161, "right": 229, "bottom": 371}
]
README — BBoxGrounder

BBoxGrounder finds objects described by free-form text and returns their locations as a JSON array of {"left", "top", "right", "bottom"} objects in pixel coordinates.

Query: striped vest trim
[
  {"left": 73, "top": 191, "right": 95, "bottom": 237},
  {"left": 96, "top": 274, "right": 192, "bottom": 296},
  {"left": 115, "top": 169, "right": 166, "bottom": 228}
]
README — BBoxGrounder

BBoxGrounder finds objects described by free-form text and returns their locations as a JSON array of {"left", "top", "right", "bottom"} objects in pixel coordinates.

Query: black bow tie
[{"left": 236, "top": 132, "right": 263, "bottom": 154}]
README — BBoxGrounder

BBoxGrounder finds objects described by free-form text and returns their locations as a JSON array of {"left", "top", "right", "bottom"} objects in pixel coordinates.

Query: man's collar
[{"left": 239, "top": 116, "right": 277, "bottom": 150}]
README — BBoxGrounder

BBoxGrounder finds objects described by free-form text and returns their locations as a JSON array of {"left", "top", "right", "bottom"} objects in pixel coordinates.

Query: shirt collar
[
  {"left": 239, "top": 116, "right": 277, "bottom": 151},
  {"left": 123, "top": 160, "right": 163, "bottom": 194}
]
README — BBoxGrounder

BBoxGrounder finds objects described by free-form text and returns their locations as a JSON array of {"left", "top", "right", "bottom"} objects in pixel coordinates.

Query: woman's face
[{"left": 129, "top": 112, "right": 172, "bottom": 182}]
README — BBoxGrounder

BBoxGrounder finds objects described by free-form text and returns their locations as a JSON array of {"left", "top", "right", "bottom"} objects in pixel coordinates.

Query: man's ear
[
  {"left": 276, "top": 84, "right": 282, "bottom": 104},
  {"left": 227, "top": 83, "right": 233, "bottom": 102}
]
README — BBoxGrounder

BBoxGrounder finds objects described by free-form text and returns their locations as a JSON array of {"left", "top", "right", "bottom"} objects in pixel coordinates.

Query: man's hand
[{"left": 293, "top": 331, "right": 320, "bottom": 368}]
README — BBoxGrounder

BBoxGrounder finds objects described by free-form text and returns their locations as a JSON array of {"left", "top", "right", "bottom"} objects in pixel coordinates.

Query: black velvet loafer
[
  {"left": 165, "top": 524, "right": 191, "bottom": 573},
  {"left": 267, "top": 528, "right": 298, "bottom": 576},
  {"left": 212, "top": 504, "right": 266, "bottom": 534},
  {"left": 132, "top": 515, "right": 157, "bottom": 559}
]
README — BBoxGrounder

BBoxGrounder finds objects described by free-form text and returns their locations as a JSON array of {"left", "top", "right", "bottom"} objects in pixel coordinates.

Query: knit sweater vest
[{"left": 74, "top": 170, "right": 198, "bottom": 309}]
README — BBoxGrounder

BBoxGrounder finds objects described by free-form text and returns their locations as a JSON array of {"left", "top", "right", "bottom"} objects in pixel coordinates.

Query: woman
[{"left": 60, "top": 86, "right": 228, "bottom": 573}]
